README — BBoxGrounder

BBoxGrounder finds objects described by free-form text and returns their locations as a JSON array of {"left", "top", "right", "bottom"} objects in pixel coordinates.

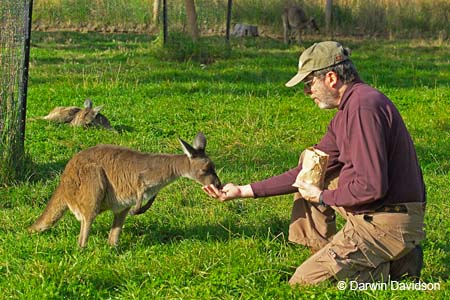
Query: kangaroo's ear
[
  {"left": 92, "top": 105, "right": 104, "bottom": 116},
  {"left": 84, "top": 98, "right": 93, "bottom": 109},
  {"left": 179, "top": 138, "right": 196, "bottom": 158},
  {"left": 192, "top": 132, "right": 206, "bottom": 151}
]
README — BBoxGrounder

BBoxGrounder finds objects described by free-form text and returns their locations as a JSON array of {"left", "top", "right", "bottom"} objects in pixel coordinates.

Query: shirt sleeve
[
  {"left": 322, "top": 106, "right": 389, "bottom": 207},
  {"left": 250, "top": 165, "right": 301, "bottom": 198}
]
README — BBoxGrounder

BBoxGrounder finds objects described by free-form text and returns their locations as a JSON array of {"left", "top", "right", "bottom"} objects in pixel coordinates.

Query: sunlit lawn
[{"left": 0, "top": 32, "right": 448, "bottom": 299}]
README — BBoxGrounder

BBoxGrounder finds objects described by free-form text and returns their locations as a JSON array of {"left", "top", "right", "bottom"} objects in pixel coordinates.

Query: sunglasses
[{"left": 303, "top": 77, "right": 316, "bottom": 90}]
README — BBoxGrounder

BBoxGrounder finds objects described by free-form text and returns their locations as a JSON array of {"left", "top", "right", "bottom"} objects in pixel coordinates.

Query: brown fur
[
  {"left": 283, "top": 2, "right": 319, "bottom": 45},
  {"left": 42, "top": 106, "right": 82, "bottom": 123},
  {"left": 35, "top": 98, "right": 114, "bottom": 131},
  {"left": 28, "top": 132, "right": 221, "bottom": 248}
]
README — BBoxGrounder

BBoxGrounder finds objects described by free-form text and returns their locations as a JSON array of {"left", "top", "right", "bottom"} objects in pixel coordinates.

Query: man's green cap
[{"left": 285, "top": 41, "right": 350, "bottom": 87}]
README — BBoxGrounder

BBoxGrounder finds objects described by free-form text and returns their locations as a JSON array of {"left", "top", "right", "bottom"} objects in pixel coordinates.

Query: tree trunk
[
  {"left": 162, "top": 0, "right": 167, "bottom": 45},
  {"left": 152, "top": 0, "right": 160, "bottom": 27},
  {"left": 185, "top": 0, "right": 199, "bottom": 40},
  {"left": 325, "top": 0, "right": 333, "bottom": 38},
  {"left": 226, "top": 0, "right": 232, "bottom": 45}
]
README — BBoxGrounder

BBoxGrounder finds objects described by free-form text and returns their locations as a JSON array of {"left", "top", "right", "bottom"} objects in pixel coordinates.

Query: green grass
[{"left": 0, "top": 32, "right": 449, "bottom": 299}]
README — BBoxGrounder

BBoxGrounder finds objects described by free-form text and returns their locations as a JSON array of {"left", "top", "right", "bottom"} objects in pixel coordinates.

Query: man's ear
[{"left": 326, "top": 71, "right": 339, "bottom": 88}]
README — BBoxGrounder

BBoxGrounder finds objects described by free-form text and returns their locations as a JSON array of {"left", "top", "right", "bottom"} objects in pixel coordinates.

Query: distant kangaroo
[
  {"left": 28, "top": 132, "right": 221, "bottom": 248},
  {"left": 70, "top": 99, "right": 114, "bottom": 130},
  {"left": 37, "top": 98, "right": 114, "bottom": 130},
  {"left": 282, "top": 2, "right": 319, "bottom": 45}
]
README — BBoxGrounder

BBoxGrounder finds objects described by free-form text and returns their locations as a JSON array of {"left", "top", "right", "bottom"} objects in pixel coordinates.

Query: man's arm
[{"left": 250, "top": 166, "right": 301, "bottom": 198}]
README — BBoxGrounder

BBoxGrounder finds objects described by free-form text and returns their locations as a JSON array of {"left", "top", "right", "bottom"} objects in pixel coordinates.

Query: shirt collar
[{"left": 338, "top": 79, "right": 364, "bottom": 110}]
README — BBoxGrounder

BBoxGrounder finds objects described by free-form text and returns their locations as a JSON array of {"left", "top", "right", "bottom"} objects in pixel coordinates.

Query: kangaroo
[
  {"left": 33, "top": 98, "right": 114, "bottom": 130},
  {"left": 282, "top": 2, "right": 319, "bottom": 45},
  {"left": 28, "top": 132, "right": 221, "bottom": 248},
  {"left": 70, "top": 99, "right": 114, "bottom": 130},
  {"left": 40, "top": 105, "right": 81, "bottom": 123}
]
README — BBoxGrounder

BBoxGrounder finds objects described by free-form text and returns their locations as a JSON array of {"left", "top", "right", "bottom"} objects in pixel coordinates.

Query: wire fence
[
  {"left": 0, "top": 0, "right": 32, "bottom": 185},
  {"left": 30, "top": 0, "right": 450, "bottom": 39}
]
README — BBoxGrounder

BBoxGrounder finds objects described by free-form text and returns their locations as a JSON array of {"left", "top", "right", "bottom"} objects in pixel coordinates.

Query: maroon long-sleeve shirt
[{"left": 251, "top": 81, "right": 426, "bottom": 213}]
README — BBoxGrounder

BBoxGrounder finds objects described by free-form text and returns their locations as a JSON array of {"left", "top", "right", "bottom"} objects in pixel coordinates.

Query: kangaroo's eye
[{"left": 202, "top": 165, "right": 214, "bottom": 174}]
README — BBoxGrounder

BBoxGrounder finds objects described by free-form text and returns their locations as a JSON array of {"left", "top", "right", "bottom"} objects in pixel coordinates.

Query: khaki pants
[{"left": 288, "top": 175, "right": 425, "bottom": 285}]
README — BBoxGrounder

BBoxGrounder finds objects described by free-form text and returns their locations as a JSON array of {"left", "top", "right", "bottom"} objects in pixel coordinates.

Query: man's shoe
[{"left": 389, "top": 245, "right": 423, "bottom": 281}]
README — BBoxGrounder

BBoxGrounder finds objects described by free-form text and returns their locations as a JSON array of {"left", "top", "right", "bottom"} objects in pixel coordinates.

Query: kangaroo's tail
[{"left": 28, "top": 186, "right": 68, "bottom": 233}]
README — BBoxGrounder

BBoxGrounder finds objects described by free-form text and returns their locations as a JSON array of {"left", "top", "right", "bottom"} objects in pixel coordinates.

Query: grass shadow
[
  {"left": 113, "top": 124, "right": 134, "bottom": 133},
  {"left": 27, "top": 159, "right": 67, "bottom": 183},
  {"left": 30, "top": 32, "right": 450, "bottom": 90},
  {"left": 125, "top": 215, "right": 290, "bottom": 246}
]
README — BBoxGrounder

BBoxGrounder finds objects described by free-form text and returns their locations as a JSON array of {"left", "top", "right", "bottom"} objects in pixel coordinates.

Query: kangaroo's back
[
  {"left": 42, "top": 106, "right": 81, "bottom": 123},
  {"left": 74, "top": 145, "right": 171, "bottom": 185}
]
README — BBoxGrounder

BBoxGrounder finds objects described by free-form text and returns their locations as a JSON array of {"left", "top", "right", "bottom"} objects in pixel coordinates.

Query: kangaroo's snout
[
  {"left": 190, "top": 165, "right": 221, "bottom": 189},
  {"left": 207, "top": 174, "right": 222, "bottom": 189},
  {"left": 215, "top": 178, "right": 222, "bottom": 189}
]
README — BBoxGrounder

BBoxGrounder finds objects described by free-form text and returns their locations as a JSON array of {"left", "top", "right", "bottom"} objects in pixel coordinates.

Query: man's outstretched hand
[{"left": 202, "top": 183, "right": 254, "bottom": 201}]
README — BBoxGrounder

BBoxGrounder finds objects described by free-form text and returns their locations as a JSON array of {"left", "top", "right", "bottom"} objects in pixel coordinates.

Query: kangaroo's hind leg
[
  {"left": 74, "top": 164, "right": 107, "bottom": 248},
  {"left": 108, "top": 207, "right": 131, "bottom": 246}
]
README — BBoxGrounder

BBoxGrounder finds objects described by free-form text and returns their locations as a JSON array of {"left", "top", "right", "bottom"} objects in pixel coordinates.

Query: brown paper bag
[{"left": 292, "top": 147, "right": 329, "bottom": 189}]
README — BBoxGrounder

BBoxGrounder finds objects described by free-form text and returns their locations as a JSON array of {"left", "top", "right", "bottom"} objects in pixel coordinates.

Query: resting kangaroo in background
[
  {"left": 37, "top": 98, "right": 114, "bottom": 130},
  {"left": 282, "top": 2, "right": 319, "bottom": 45},
  {"left": 28, "top": 132, "right": 221, "bottom": 248},
  {"left": 70, "top": 99, "right": 114, "bottom": 130}
]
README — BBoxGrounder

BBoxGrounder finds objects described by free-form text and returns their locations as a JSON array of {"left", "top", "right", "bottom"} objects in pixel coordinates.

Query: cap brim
[{"left": 285, "top": 71, "right": 311, "bottom": 87}]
